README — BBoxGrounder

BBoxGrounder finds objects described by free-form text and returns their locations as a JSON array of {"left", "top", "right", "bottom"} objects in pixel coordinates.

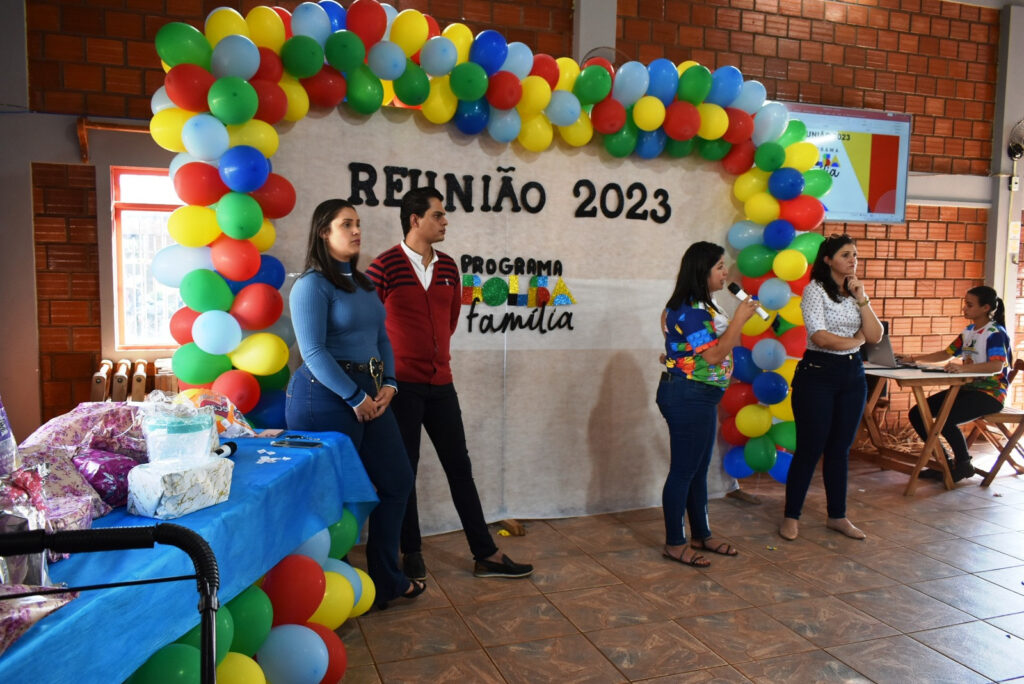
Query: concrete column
[{"left": 573, "top": 0, "right": 617, "bottom": 64}]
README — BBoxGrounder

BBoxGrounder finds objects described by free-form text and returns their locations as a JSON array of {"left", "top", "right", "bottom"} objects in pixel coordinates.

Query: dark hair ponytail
[{"left": 968, "top": 285, "right": 1005, "bottom": 327}]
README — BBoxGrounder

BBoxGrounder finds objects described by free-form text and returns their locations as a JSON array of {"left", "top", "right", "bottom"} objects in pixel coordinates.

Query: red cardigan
[{"left": 366, "top": 245, "right": 462, "bottom": 385}]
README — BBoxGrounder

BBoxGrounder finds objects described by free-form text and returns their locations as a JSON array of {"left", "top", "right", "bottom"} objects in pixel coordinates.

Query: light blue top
[{"left": 290, "top": 261, "right": 396, "bottom": 407}]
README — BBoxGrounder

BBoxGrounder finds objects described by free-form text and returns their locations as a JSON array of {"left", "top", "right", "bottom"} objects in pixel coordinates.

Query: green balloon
[
  {"left": 176, "top": 606, "right": 234, "bottom": 665},
  {"left": 281, "top": 35, "right": 325, "bottom": 79},
  {"left": 803, "top": 168, "right": 833, "bottom": 198},
  {"left": 394, "top": 60, "right": 430, "bottom": 106},
  {"left": 677, "top": 64, "right": 712, "bottom": 104},
  {"left": 155, "top": 22, "right": 212, "bottom": 70},
  {"left": 325, "top": 30, "right": 366, "bottom": 73},
  {"left": 128, "top": 643, "right": 200, "bottom": 684},
  {"left": 216, "top": 192, "right": 263, "bottom": 239},
  {"left": 207, "top": 77, "right": 258, "bottom": 125},
  {"left": 744, "top": 435, "right": 777, "bottom": 472},
  {"left": 179, "top": 270, "right": 234, "bottom": 313},
  {"left": 226, "top": 586, "right": 273, "bottom": 657},
  {"left": 603, "top": 124, "right": 638, "bottom": 158},
  {"left": 696, "top": 136, "right": 732, "bottom": 161},
  {"left": 256, "top": 365, "right": 291, "bottom": 392},
  {"left": 790, "top": 231, "right": 826, "bottom": 263},
  {"left": 172, "top": 343, "right": 233, "bottom": 385},
  {"left": 769, "top": 421, "right": 797, "bottom": 452},
  {"left": 665, "top": 138, "right": 695, "bottom": 158},
  {"left": 328, "top": 508, "right": 360, "bottom": 558},
  {"left": 346, "top": 64, "right": 384, "bottom": 114},
  {"left": 573, "top": 65, "right": 612, "bottom": 105},
  {"left": 449, "top": 62, "right": 488, "bottom": 101},
  {"left": 777, "top": 119, "right": 808, "bottom": 148},
  {"left": 736, "top": 244, "right": 777, "bottom": 278},
  {"left": 773, "top": 315, "right": 797, "bottom": 335},
  {"left": 754, "top": 142, "right": 786, "bottom": 171}
]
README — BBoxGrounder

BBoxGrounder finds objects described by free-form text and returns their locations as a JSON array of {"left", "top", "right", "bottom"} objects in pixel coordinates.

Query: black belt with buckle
[{"left": 339, "top": 358, "right": 383, "bottom": 392}]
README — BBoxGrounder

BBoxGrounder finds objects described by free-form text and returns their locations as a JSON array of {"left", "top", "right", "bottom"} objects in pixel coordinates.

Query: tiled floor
[{"left": 338, "top": 451, "right": 1024, "bottom": 683}]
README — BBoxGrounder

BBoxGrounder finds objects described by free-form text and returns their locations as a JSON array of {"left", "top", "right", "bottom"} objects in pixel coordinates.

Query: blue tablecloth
[{"left": 0, "top": 432, "right": 377, "bottom": 683}]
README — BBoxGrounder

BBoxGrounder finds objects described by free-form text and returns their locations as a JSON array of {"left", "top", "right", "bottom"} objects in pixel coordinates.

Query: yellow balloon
[
  {"left": 633, "top": 95, "right": 666, "bottom": 131},
  {"left": 161, "top": 60, "right": 172, "bottom": 73},
  {"left": 736, "top": 404, "right": 773, "bottom": 438},
  {"left": 249, "top": 219, "right": 276, "bottom": 252},
  {"left": 309, "top": 571, "right": 355, "bottom": 631},
  {"left": 784, "top": 141, "right": 820, "bottom": 172},
  {"left": 777, "top": 358, "right": 798, "bottom": 384},
  {"left": 742, "top": 311, "right": 774, "bottom": 336},
  {"left": 168, "top": 206, "right": 220, "bottom": 247},
  {"left": 773, "top": 249, "right": 809, "bottom": 281},
  {"left": 278, "top": 75, "right": 310, "bottom": 122},
  {"left": 150, "top": 108, "right": 194, "bottom": 153},
  {"left": 380, "top": 79, "right": 396, "bottom": 108},
  {"left": 518, "top": 114, "right": 553, "bottom": 152},
  {"left": 676, "top": 60, "right": 700, "bottom": 76},
  {"left": 441, "top": 23, "right": 473, "bottom": 64},
  {"left": 216, "top": 652, "right": 266, "bottom": 684},
  {"left": 770, "top": 394, "right": 794, "bottom": 421},
  {"left": 745, "top": 191, "right": 780, "bottom": 224},
  {"left": 349, "top": 568, "right": 376, "bottom": 617},
  {"left": 245, "top": 6, "right": 285, "bottom": 51},
  {"left": 228, "top": 120, "right": 280, "bottom": 158},
  {"left": 555, "top": 57, "right": 580, "bottom": 91},
  {"left": 420, "top": 76, "right": 457, "bottom": 124},
  {"left": 517, "top": 75, "right": 552, "bottom": 117},
  {"left": 778, "top": 295, "right": 803, "bottom": 325},
  {"left": 696, "top": 102, "right": 728, "bottom": 139},
  {"left": 558, "top": 111, "right": 593, "bottom": 147},
  {"left": 229, "top": 333, "right": 289, "bottom": 375},
  {"left": 205, "top": 7, "right": 248, "bottom": 47},
  {"left": 733, "top": 168, "right": 769, "bottom": 202},
  {"left": 391, "top": 9, "right": 429, "bottom": 57}
]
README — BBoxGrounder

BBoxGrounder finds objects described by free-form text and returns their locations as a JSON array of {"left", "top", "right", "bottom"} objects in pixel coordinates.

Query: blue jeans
[
  {"left": 657, "top": 374, "right": 724, "bottom": 545},
  {"left": 784, "top": 351, "right": 866, "bottom": 520},
  {"left": 286, "top": 363, "right": 413, "bottom": 603}
]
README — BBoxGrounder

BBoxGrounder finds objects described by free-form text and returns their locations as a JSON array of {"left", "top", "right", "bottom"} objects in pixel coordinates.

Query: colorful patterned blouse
[
  {"left": 945, "top": 321, "right": 1012, "bottom": 402},
  {"left": 664, "top": 299, "right": 733, "bottom": 388}
]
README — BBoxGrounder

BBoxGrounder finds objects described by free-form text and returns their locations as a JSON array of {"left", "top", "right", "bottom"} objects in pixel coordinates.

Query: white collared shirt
[{"left": 400, "top": 240, "right": 439, "bottom": 290}]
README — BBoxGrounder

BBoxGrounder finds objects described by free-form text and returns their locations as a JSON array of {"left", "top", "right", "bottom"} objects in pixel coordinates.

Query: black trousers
[
  {"left": 391, "top": 381, "right": 499, "bottom": 560},
  {"left": 908, "top": 389, "right": 1002, "bottom": 464}
]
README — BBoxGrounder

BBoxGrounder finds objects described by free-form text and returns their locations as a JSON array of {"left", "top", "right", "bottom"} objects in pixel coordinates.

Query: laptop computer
[{"left": 863, "top": 334, "right": 946, "bottom": 371}]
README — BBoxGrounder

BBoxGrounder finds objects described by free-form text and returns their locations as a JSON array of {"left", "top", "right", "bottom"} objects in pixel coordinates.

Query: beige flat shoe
[
  {"left": 826, "top": 517, "right": 866, "bottom": 540},
  {"left": 778, "top": 518, "right": 799, "bottom": 541}
]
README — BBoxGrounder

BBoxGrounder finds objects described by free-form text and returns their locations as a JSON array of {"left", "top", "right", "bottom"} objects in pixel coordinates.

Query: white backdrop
[{"left": 270, "top": 107, "right": 742, "bottom": 534}]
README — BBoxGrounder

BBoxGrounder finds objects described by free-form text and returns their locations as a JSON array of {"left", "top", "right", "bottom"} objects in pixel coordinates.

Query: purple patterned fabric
[
  {"left": 72, "top": 449, "right": 137, "bottom": 507},
  {"left": 18, "top": 447, "right": 111, "bottom": 519},
  {"left": 42, "top": 495, "right": 94, "bottom": 562},
  {"left": 20, "top": 403, "right": 147, "bottom": 462},
  {"left": 0, "top": 585, "right": 78, "bottom": 656}
]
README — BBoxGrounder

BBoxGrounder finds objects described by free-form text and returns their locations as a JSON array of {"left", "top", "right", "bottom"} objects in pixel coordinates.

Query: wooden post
[
  {"left": 131, "top": 359, "right": 148, "bottom": 401},
  {"left": 90, "top": 359, "right": 113, "bottom": 402},
  {"left": 111, "top": 359, "right": 131, "bottom": 402}
]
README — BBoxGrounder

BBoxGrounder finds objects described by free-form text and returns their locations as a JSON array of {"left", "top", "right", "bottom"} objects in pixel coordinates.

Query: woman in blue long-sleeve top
[{"left": 287, "top": 198, "right": 424, "bottom": 609}]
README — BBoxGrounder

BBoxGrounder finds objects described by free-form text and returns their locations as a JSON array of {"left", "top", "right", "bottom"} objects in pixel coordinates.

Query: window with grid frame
[{"left": 112, "top": 166, "right": 183, "bottom": 350}]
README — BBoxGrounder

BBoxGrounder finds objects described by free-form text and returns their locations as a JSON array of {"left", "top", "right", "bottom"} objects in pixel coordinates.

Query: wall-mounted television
[{"left": 784, "top": 102, "right": 912, "bottom": 224}]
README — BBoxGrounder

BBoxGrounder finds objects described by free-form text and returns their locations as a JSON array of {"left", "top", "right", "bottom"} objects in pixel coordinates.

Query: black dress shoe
[
  {"left": 919, "top": 457, "right": 955, "bottom": 480},
  {"left": 473, "top": 554, "right": 534, "bottom": 578},
  {"left": 402, "top": 552, "right": 427, "bottom": 581},
  {"left": 951, "top": 459, "right": 976, "bottom": 482},
  {"left": 376, "top": 578, "right": 426, "bottom": 610}
]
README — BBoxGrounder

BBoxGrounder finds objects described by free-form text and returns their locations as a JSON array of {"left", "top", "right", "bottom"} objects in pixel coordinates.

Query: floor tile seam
[
  {"left": 829, "top": 589, "right": 976, "bottom": 633},
  {"left": 372, "top": 643, "right": 513, "bottom": 681},
  {"left": 908, "top": 572, "right": 1024, "bottom": 616},
  {"left": 667, "top": 606, "right": 803, "bottom": 663},
  {"left": 894, "top": 628, "right": 1010, "bottom": 682},
  {"left": 450, "top": 592, "right": 583, "bottom": 649},
  {"left": 822, "top": 639, "right": 938, "bottom": 683}
]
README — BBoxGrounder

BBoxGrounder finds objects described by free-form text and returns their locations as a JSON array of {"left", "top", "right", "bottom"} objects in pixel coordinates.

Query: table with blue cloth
[{"left": 0, "top": 432, "right": 377, "bottom": 682}]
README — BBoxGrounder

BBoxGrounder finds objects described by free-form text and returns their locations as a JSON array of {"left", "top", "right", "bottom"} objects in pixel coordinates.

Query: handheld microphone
[
  {"left": 727, "top": 283, "right": 771, "bottom": 320},
  {"left": 212, "top": 441, "right": 237, "bottom": 458}
]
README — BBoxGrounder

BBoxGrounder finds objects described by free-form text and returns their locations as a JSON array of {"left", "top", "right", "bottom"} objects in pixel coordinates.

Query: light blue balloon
[
  {"left": 646, "top": 58, "right": 679, "bottom": 104},
  {"left": 151, "top": 245, "right": 214, "bottom": 287},
  {"left": 420, "top": 36, "right": 457, "bottom": 76},
  {"left": 727, "top": 220, "right": 764, "bottom": 250},
  {"left": 732, "top": 80, "right": 767, "bottom": 115},
  {"left": 367, "top": 40, "right": 407, "bottom": 81},
  {"left": 757, "top": 278, "right": 793, "bottom": 311},
  {"left": 752, "top": 337, "right": 787, "bottom": 371},
  {"left": 291, "top": 2, "right": 332, "bottom": 46},
  {"left": 247, "top": 314, "right": 295, "bottom": 349},
  {"left": 151, "top": 86, "right": 174, "bottom": 114},
  {"left": 752, "top": 102, "right": 788, "bottom": 146},
  {"left": 321, "top": 558, "right": 363, "bottom": 603},
  {"left": 706, "top": 65, "right": 744, "bottom": 107},
  {"left": 292, "top": 527, "right": 331, "bottom": 564},
  {"left": 724, "top": 446, "right": 755, "bottom": 479},
  {"left": 500, "top": 41, "right": 534, "bottom": 80},
  {"left": 611, "top": 61, "right": 648, "bottom": 106},
  {"left": 181, "top": 113, "right": 229, "bottom": 161},
  {"left": 381, "top": 3, "right": 398, "bottom": 38},
  {"left": 487, "top": 106, "right": 521, "bottom": 143},
  {"left": 169, "top": 152, "right": 211, "bottom": 182},
  {"left": 635, "top": 128, "right": 666, "bottom": 159},
  {"left": 211, "top": 34, "right": 260, "bottom": 80},
  {"left": 544, "top": 90, "right": 581, "bottom": 127},
  {"left": 192, "top": 310, "right": 242, "bottom": 355},
  {"left": 257, "top": 625, "right": 328, "bottom": 684}
]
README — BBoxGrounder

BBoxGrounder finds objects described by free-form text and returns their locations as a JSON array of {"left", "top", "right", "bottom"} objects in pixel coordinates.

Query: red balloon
[
  {"left": 663, "top": 101, "right": 701, "bottom": 141},
  {"left": 253, "top": 47, "right": 284, "bottom": 83},
  {"left": 302, "top": 66, "right": 347, "bottom": 108},
  {"left": 778, "top": 195, "right": 825, "bottom": 232},
  {"left": 164, "top": 64, "right": 214, "bottom": 112},
  {"left": 779, "top": 326, "right": 807, "bottom": 357},
  {"left": 304, "top": 623, "right": 348, "bottom": 684},
  {"left": 174, "top": 162, "right": 229, "bottom": 206},
  {"left": 230, "top": 283, "right": 284, "bottom": 330},
  {"left": 485, "top": 71, "right": 522, "bottom": 110},
  {"left": 170, "top": 306, "right": 200, "bottom": 345},
  {"left": 530, "top": 53, "right": 559, "bottom": 90},
  {"left": 272, "top": 7, "right": 293, "bottom": 38},
  {"left": 211, "top": 235, "right": 261, "bottom": 282},
  {"left": 721, "top": 139, "right": 755, "bottom": 175},
  {"left": 250, "top": 173, "right": 296, "bottom": 219},
  {"left": 178, "top": 380, "right": 213, "bottom": 391},
  {"left": 720, "top": 416, "right": 749, "bottom": 446},
  {"left": 212, "top": 369, "right": 261, "bottom": 413},
  {"left": 741, "top": 272, "right": 772, "bottom": 296},
  {"left": 582, "top": 56, "right": 614, "bottom": 79},
  {"left": 722, "top": 381, "right": 757, "bottom": 416},
  {"left": 742, "top": 330, "right": 774, "bottom": 348},
  {"left": 722, "top": 107, "right": 754, "bottom": 144},
  {"left": 263, "top": 555, "right": 326, "bottom": 626},
  {"left": 251, "top": 79, "right": 288, "bottom": 125},
  {"left": 590, "top": 97, "right": 626, "bottom": 134},
  {"left": 788, "top": 270, "right": 811, "bottom": 295},
  {"left": 346, "top": 0, "right": 387, "bottom": 50}
]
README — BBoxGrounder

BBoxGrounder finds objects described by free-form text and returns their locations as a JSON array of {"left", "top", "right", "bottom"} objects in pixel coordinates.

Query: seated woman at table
[
  {"left": 900, "top": 285, "right": 1012, "bottom": 482},
  {"left": 780, "top": 234, "right": 883, "bottom": 542},
  {"left": 287, "top": 198, "right": 424, "bottom": 609}
]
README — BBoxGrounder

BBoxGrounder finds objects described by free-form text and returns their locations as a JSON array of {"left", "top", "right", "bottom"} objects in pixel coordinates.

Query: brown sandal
[
  {"left": 692, "top": 539, "right": 738, "bottom": 556},
  {"left": 663, "top": 546, "right": 711, "bottom": 567}
]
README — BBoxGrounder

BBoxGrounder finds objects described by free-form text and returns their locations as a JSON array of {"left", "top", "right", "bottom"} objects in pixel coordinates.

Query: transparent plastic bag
[{"left": 139, "top": 400, "right": 217, "bottom": 463}]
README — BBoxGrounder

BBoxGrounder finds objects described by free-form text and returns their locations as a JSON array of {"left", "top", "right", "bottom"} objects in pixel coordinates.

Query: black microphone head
[{"left": 726, "top": 282, "right": 741, "bottom": 295}]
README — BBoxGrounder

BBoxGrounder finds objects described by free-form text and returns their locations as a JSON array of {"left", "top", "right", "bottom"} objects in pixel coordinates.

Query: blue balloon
[
  {"left": 419, "top": 36, "right": 457, "bottom": 76},
  {"left": 732, "top": 346, "right": 763, "bottom": 384},
  {"left": 226, "top": 255, "right": 286, "bottom": 294},
  {"left": 706, "top": 65, "right": 743, "bottom": 107},
  {"left": 321, "top": 558, "right": 363, "bottom": 603},
  {"left": 469, "top": 29, "right": 508, "bottom": 76},
  {"left": 486, "top": 106, "right": 521, "bottom": 143},
  {"left": 292, "top": 527, "right": 331, "bottom": 564},
  {"left": 500, "top": 41, "right": 534, "bottom": 80},
  {"left": 292, "top": 1, "right": 332, "bottom": 46},
  {"left": 544, "top": 90, "right": 581, "bottom": 127},
  {"left": 724, "top": 446, "right": 755, "bottom": 479},
  {"left": 612, "top": 61, "right": 649, "bottom": 106},
  {"left": 318, "top": 1, "right": 346, "bottom": 31},
  {"left": 763, "top": 219, "right": 796, "bottom": 250},
  {"left": 192, "top": 310, "right": 242, "bottom": 355},
  {"left": 218, "top": 145, "right": 270, "bottom": 193},
  {"left": 752, "top": 371, "right": 789, "bottom": 405},
  {"left": 732, "top": 79, "right": 766, "bottom": 114},
  {"left": 150, "top": 86, "right": 174, "bottom": 114},
  {"left": 381, "top": 3, "right": 398, "bottom": 37},
  {"left": 454, "top": 98, "right": 490, "bottom": 135},
  {"left": 727, "top": 220, "right": 764, "bottom": 250},
  {"left": 769, "top": 449, "right": 793, "bottom": 483},
  {"left": 211, "top": 34, "right": 260, "bottom": 80},
  {"left": 751, "top": 337, "right": 787, "bottom": 371},
  {"left": 247, "top": 389, "right": 285, "bottom": 428},
  {"left": 768, "top": 167, "right": 805, "bottom": 201},
  {"left": 646, "top": 58, "right": 679, "bottom": 104},
  {"left": 752, "top": 102, "right": 788, "bottom": 146},
  {"left": 635, "top": 128, "right": 667, "bottom": 159},
  {"left": 152, "top": 245, "right": 214, "bottom": 287},
  {"left": 367, "top": 40, "right": 407, "bottom": 81},
  {"left": 757, "top": 278, "right": 793, "bottom": 311},
  {"left": 257, "top": 625, "right": 328, "bottom": 684},
  {"left": 181, "top": 113, "right": 229, "bottom": 161}
]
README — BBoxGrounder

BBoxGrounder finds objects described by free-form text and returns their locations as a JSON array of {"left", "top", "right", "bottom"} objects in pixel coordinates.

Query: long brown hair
[
  {"left": 811, "top": 234, "right": 854, "bottom": 303},
  {"left": 302, "top": 199, "right": 373, "bottom": 293}
]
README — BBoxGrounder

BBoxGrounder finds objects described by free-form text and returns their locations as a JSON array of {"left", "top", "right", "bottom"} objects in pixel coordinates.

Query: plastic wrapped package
[
  {"left": 140, "top": 400, "right": 218, "bottom": 463},
  {"left": 71, "top": 448, "right": 139, "bottom": 508},
  {"left": 19, "top": 402, "right": 146, "bottom": 463},
  {"left": 41, "top": 495, "right": 93, "bottom": 562},
  {"left": 0, "top": 584, "right": 78, "bottom": 656},
  {"left": 18, "top": 446, "right": 110, "bottom": 519},
  {"left": 172, "top": 389, "right": 256, "bottom": 439},
  {"left": 127, "top": 457, "right": 234, "bottom": 520}
]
